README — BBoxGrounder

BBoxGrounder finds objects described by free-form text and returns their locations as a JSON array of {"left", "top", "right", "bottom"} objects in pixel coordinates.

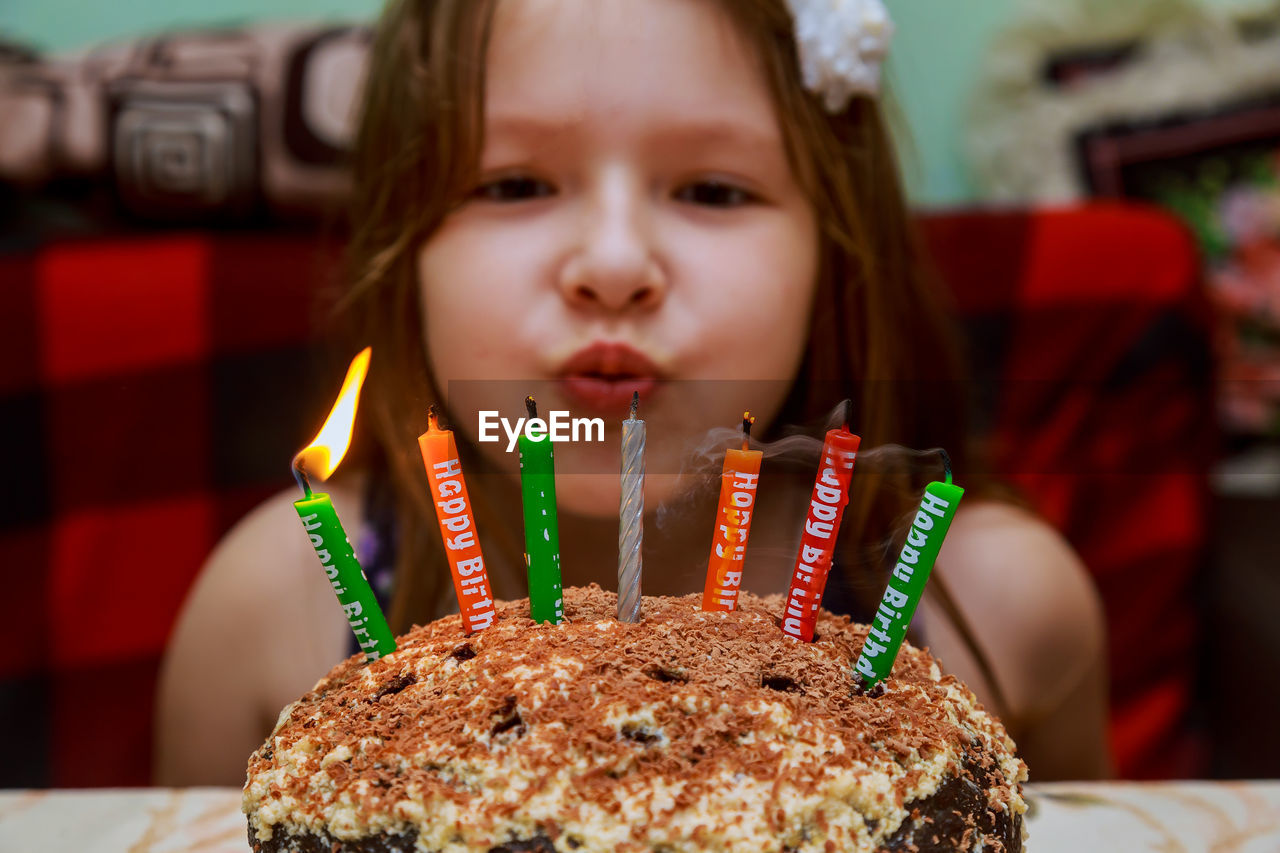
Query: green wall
[
  {"left": 0, "top": 0, "right": 382, "bottom": 53},
  {"left": 880, "top": 0, "right": 1015, "bottom": 207},
  {"left": 0, "top": 0, "right": 1262, "bottom": 207}
]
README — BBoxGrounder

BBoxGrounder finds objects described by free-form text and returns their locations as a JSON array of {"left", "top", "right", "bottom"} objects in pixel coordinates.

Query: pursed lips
[{"left": 555, "top": 341, "right": 665, "bottom": 414}]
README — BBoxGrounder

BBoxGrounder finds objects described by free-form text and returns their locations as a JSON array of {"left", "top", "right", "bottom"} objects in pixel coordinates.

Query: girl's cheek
[
  {"left": 419, "top": 232, "right": 529, "bottom": 343},
  {"left": 674, "top": 241, "right": 814, "bottom": 379}
]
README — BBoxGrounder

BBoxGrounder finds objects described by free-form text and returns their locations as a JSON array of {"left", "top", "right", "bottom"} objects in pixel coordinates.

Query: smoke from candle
[
  {"left": 658, "top": 437, "right": 950, "bottom": 527},
  {"left": 654, "top": 405, "right": 954, "bottom": 590}
]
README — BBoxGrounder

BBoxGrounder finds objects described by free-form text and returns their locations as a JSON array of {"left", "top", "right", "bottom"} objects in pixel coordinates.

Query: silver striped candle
[{"left": 618, "top": 392, "right": 645, "bottom": 622}]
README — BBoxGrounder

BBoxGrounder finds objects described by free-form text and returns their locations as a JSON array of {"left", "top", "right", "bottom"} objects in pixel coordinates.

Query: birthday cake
[{"left": 243, "top": 585, "right": 1027, "bottom": 852}]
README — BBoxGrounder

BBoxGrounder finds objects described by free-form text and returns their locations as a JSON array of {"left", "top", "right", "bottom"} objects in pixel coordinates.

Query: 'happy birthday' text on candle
[
  {"left": 431, "top": 457, "right": 496, "bottom": 631},
  {"left": 781, "top": 435, "right": 858, "bottom": 641}
]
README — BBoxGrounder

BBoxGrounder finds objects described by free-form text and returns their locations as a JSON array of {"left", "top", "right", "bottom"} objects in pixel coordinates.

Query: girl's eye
[
  {"left": 474, "top": 176, "right": 555, "bottom": 202},
  {"left": 675, "top": 180, "right": 755, "bottom": 208}
]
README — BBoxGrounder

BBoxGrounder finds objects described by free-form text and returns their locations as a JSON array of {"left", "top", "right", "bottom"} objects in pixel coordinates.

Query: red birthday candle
[{"left": 780, "top": 421, "right": 859, "bottom": 641}]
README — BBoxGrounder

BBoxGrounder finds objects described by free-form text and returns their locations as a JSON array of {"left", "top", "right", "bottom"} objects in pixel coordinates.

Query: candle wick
[
  {"left": 841, "top": 398, "right": 853, "bottom": 433},
  {"left": 427, "top": 403, "right": 440, "bottom": 432},
  {"left": 742, "top": 411, "right": 754, "bottom": 451},
  {"left": 292, "top": 456, "right": 314, "bottom": 499},
  {"left": 939, "top": 448, "right": 953, "bottom": 485},
  {"left": 526, "top": 395, "right": 538, "bottom": 419},
  {"left": 629, "top": 391, "right": 639, "bottom": 420}
]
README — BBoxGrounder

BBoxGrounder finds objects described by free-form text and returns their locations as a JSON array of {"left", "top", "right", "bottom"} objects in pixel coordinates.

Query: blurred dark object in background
[
  {"left": 1208, "top": 493, "right": 1280, "bottom": 779},
  {"left": 0, "top": 24, "right": 368, "bottom": 242}
]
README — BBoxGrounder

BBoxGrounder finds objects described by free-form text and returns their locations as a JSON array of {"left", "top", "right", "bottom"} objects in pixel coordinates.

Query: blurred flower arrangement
[
  {"left": 1099, "top": 125, "right": 1280, "bottom": 437},
  {"left": 1201, "top": 154, "right": 1280, "bottom": 434}
]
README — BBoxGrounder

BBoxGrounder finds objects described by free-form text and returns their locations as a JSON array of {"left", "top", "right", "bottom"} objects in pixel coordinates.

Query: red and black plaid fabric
[
  {"left": 0, "top": 231, "right": 340, "bottom": 787},
  {"left": 0, "top": 202, "right": 1213, "bottom": 786},
  {"left": 920, "top": 203, "right": 1215, "bottom": 780}
]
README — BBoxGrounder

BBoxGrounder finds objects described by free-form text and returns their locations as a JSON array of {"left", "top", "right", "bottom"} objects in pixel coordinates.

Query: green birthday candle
[
  {"left": 853, "top": 452, "right": 963, "bottom": 691},
  {"left": 518, "top": 396, "right": 564, "bottom": 624},
  {"left": 293, "top": 484, "right": 396, "bottom": 661},
  {"left": 290, "top": 347, "right": 395, "bottom": 662}
]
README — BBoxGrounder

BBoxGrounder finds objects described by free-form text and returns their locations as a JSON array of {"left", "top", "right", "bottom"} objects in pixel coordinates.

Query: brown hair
[{"left": 341, "top": 0, "right": 999, "bottom": 704}]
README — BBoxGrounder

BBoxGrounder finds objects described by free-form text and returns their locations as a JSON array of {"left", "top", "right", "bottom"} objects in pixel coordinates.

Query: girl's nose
[{"left": 559, "top": 175, "right": 667, "bottom": 312}]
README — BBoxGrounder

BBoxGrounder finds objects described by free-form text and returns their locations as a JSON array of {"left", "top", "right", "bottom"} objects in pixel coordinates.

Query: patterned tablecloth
[{"left": 1, "top": 782, "right": 1278, "bottom": 852}]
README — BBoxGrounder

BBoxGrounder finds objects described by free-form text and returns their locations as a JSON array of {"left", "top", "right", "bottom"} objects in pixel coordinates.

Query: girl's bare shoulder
[
  {"left": 155, "top": 479, "right": 367, "bottom": 784},
  {"left": 203, "top": 479, "right": 369, "bottom": 606},
  {"left": 937, "top": 501, "right": 1105, "bottom": 717}
]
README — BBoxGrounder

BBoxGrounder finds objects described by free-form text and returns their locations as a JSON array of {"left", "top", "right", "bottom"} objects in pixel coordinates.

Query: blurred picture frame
[{"left": 1076, "top": 93, "right": 1280, "bottom": 439}]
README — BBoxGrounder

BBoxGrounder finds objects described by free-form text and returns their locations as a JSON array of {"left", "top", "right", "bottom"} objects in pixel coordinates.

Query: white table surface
[{"left": 2, "top": 781, "right": 1278, "bottom": 852}]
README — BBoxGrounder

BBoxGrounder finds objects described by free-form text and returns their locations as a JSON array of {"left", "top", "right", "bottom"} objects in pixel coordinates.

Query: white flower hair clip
[{"left": 785, "top": 0, "right": 895, "bottom": 112}]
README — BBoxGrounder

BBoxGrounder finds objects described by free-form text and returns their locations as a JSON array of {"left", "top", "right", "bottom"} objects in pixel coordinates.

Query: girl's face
[{"left": 418, "top": 0, "right": 819, "bottom": 515}]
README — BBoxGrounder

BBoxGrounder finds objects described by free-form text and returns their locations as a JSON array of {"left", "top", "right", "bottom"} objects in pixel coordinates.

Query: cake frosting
[{"left": 244, "top": 585, "right": 1026, "bottom": 852}]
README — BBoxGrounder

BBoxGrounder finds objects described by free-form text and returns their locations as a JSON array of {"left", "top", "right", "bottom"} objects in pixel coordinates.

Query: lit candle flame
[{"left": 296, "top": 347, "right": 371, "bottom": 481}]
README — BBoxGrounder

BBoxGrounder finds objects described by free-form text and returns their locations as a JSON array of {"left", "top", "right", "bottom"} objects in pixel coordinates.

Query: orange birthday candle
[
  {"left": 702, "top": 414, "right": 763, "bottom": 612},
  {"left": 418, "top": 406, "right": 497, "bottom": 634}
]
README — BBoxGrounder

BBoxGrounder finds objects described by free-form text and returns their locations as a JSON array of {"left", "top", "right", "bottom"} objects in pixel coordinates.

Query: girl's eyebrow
[
  {"left": 654, "top": 120, "right": 783, "bottom": 155},
  {"left": 486, "top": 113, "right": 781, "bottom": 153},
  {"left": 486, "top": 114, "right": 576, "bottom": 141}
]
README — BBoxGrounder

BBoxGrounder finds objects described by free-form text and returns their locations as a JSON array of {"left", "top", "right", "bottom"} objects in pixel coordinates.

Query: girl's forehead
[{"left": 485, "top": 0, "right": 781, "bottom": 145}]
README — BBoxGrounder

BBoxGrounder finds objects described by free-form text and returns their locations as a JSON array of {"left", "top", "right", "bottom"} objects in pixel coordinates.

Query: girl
[{"left": 156, "top": 0, "right": 1109, "bottom": 785}]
